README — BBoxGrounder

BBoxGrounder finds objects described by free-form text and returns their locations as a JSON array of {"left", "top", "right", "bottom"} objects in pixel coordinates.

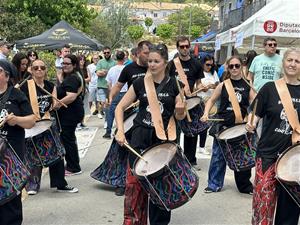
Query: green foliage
[
  {"left": 168, "top": 6, "right": 210, "bottom": 37},
  {"left": 144, "top": 17, "right": 153, "bottom": 30},
  {"left": 190, "top": 25, "right": 202, "bottom": 39},
  {"left": 156, "top": 24, "right": 175, "bottom": 40},
  {"left": 127, "top": 25, "right": 145, "bottom": 42},
  {"left": 38, "top": 51, "right": 57, "bottom": 81}
]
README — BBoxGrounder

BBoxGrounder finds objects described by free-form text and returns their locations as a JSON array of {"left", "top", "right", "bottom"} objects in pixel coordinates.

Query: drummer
[
  {"left": 201, "top": 55, "right": 256, "bottom": 194},
  {"left": 0, "top": 60, "right": 36, "bottom": 225},
  {"left": 20, "top": 59, "right": 78, "bottom": 194},
  {"left": 115, "top": 44, "right": 186, "bottom": 225},
  {"left": 246, "top": 48, "right": 300, "bottom": 225}
]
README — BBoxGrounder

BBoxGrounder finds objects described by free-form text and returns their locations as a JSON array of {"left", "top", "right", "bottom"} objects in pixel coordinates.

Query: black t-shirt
[
  {"left": 0, "top": 87, "right": 33, "bottom": 159},
  {"left": 118, "top": 62, "right": 147, "bottom": 87},
  {"left": 20, "top": 79, "right": 54, "bottom": 118},
  {"left": 168, "top": 57, "right": 204, "bottom": 92},
  {"left": 218, "top": 78, "right": 250, "bottom": 127},
  {"left": 250, "top": 82, "right": 300, "bottom": 159},
  {"left": 57, "top": 73, "right": 84, "bottom": 126},
  {"left": 132, "top": 76, "right": 179, "bottom": 130}
]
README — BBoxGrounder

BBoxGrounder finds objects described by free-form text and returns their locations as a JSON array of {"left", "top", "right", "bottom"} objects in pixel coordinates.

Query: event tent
[
  {"left": 216, "top": 0, "right": 300, "bottom": 50},
  {"left": 16, "top": 20, "right": 102, "bottom": 50}
]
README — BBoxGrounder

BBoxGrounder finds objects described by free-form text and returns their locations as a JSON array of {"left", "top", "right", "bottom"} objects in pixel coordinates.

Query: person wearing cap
[
  {"left": 0, "top": 40, "right": 12, "bottom": 60},
  {"left": 0, "top": 59, "right": 36, "bottom": 225}
]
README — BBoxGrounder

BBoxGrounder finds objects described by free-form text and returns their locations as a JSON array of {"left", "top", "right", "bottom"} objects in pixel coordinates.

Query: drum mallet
[
  {"left": 242, "top": 76, "right": 257, "bottom": 95},
  {"left": 123, "top": 142, "right": 148, "bottom": 164},
  {"left": 36, "top": 84, "right": 68, "bottom": 108},
  {"left": 175, "top": 77, "right": 192, "bottom": 122},
  {"left": 14, "top": 75, "right": 32, "bottom": 89},
  {"left": 125, "top": 100, "right": 140, "bottom": 111},
  {"left": 250, "top": 99, "right": 258, "bottom": 125},
  {"left": 207, "top": 118, "right": 225, "bottom": 122}
]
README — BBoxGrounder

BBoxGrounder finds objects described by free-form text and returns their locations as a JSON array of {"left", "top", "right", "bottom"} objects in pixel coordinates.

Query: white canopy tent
[{"left": 216, "top": 0, "right": 300, "bottom": 57}]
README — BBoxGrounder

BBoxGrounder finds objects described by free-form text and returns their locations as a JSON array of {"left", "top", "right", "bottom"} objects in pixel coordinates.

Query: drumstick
[
  {"left": 125, "top": 100, "right": 140, "bottom": 111},
  {"left": 242, "top": 76, "right": 257, "bottom": 94},
  {"left": 207, "top": 118, "right": 225, "bottom": 122},
  {"left": 14, "top": 75, "right": 32, "bottom": 89},
  {"left": 123, "top": 142, "right": 148, "bottom": 163},
  {"left": 175, "top": 77, "right": 192, "bottom": 122},
  {"left": 191, "top": 88, "right": 203, "bottom": 96},
  {"left": 36, "top": 84, "right": 68, "bottom": 108},
  {"left": 250, "top": 99, "right": 258, "bottom": 125}
]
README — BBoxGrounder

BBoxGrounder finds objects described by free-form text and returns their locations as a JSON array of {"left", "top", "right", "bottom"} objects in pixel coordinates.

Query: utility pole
[{"left": 188, "top": 6, "right": 192, "bottom": 40}]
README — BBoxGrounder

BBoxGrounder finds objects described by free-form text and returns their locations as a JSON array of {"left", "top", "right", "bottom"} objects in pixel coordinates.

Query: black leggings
[{"left": 198, "top": 128, "right": 208, "bottom": 148}]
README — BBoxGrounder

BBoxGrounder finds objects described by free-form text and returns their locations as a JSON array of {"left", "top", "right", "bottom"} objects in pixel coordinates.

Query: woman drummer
[
  {"left": 0, "top": 60, "right": 36, "bottom": 225},
  {"left": 246, "top": 48, "right": 300, "bottom": 225},
  {"left": 20, "top": 59, "right": 78, "bottom": 194},
  {"left": 201, "top": 55, "right": 256, "bottom": 194},
  {"left": 115, "top": 44, "right": 185, "bottom": 225}
]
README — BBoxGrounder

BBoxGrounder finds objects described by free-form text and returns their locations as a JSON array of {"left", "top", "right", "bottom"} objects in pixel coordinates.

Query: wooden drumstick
[
  {"left": 36, "top": 84, "right": 68, "bottom": 108},
  {"left": 14, "top": 75, "right": 32, "bottom": 89},
  {"left": 250, "top": 99, "right": 258, "bottom": 125},
  {"left": 242, "top": 76, "right": 257, "bottom": 94},
  {"left": 123, "top": 142, "right": 148, "bottom": 163},
  {"left": 191, "top": 88, "right": 204, "bottom": 96},
  {"left": 207, "top": 118, "right": 225, "bottom": 122},
  {"left": 175, "top": 77, "right": 192, "bottom": 122},
  {"left": 125, "top": 100, "right": 140, "bottom": 111}
]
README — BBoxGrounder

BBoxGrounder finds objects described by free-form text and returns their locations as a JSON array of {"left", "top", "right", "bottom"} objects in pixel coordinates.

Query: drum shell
[
  {"left": 216, "top": 123, "right": 257, "bottom": 171},
  {"left": 133, "top": 141, "right": 199, "bottom": 210}
]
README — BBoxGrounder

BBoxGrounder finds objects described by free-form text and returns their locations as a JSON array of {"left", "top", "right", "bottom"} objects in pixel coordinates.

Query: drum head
[
  {"left": 218, "top": 124, "right": 247, "bottom": 140},
  {"left": 186, "top": 97, "right": 201, "bottom": 110},
  {"left": 25, "top": 120, "right": 52, "bottom": 138},
  {"left": 124, "top": 112, "right": 137, "bottom": 134},
  {"left": 276, "top": 145, "right": 300, "bottom": 182},
  {"left": 134, "top": 143, "right": 177, "bottom": 176}
]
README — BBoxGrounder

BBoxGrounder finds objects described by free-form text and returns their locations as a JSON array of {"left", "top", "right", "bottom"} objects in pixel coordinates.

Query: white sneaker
[
  {"left": 198, "top": 147, "right": 210, "bottom": 155},
  {"left": 27, "top": 190, "right": 37, "bottom": 195},
  {"left": 97, "top": 113, "right": 103, "bottom": 119},
  {"left": 104, "top": 121, "right": 107, "bottom": 129}
]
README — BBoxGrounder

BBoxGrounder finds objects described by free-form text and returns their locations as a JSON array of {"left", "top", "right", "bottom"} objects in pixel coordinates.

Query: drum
[
  {"left": 124, "top": 111, "right": 137, "bottom": 134},
  {"left": 0, "top": 138, "right": 30, "bottom": 206},
  {"left": 179, "top": 96, "right": 209, "bottom": 137},
  {"left": 216, "top": 123, "right": 257, "bottom": 171},
  {"left": 133, "top": 142, "right": 199, "bottom": 211},
  {"left": 275, "top": 144, "right": 300, "bottom": 207},
  {"left": 24, "top": 119, "right": 65, "bottom": 168}
]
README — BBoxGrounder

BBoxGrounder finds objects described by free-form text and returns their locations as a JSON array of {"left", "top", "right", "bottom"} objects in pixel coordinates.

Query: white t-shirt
[
  {"left": 106, "top": 64, "right": 128, "bottom": 93},
  {"left": 197, "top": 71, "right": 219, "bottom": 99},
  {"left": 87, "top": 63, "right": 98, "bottom": 88}
]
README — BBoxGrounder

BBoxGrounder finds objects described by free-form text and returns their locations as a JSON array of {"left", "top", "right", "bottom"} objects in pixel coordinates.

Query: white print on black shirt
[
  {"left": 132, "top": 73, "right": 146, "bottom": 80},
  {"left": 0, "top": 109, "right": 8, "bottom": 136},
  {"left": 226, "top": 91, "right": 243, "bottom": 111},
  {"left": 38, "top": 95, "right": 51, "bottom": 114},
  {"left": 143, "top": 101, "right": 164, "bottom": 126},
  {"left": 275, "top": 109, "right": 292, "bottom": 135}
]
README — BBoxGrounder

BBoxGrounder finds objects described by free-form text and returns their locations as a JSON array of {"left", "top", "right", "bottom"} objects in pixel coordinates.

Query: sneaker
[
  {"left": 27, "top": 190, "right": 37, "bottom": 195},
  {"left": 97, "top": 113, "right": 103, "bottom": 119},
  {"left": 92, "top": 110, "right": 99, "bottom": 115},
  {"left": 65, "top": 170, "right": 82, "bottom": 176},
  {"left": 104, "top": 122, "right": 107, "bottom": 129},
  {"left": 204, "top": 187, "right": 221, "bottom": 193},
  {"left": 80, "top": 123, "right": 86, "bottom": 128},
  {"left": 115, "top": 187, "right": 125, "bottom": 196},
  {"left": 103, "top": 133, "right": 111, "bottom": 139},
  {"left": 191, "top": 162, "right": 201, "bottom": 171},
  {"left": 57, "top": 185, "right": 79, "bottom": 193},
  {"left": 198, "top": 147, "right": 210, "bottom": 155}
]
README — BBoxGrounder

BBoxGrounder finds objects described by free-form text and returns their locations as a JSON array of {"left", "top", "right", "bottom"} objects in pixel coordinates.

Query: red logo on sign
[{"left": 264, "top": 20, "right": 277, "bottom": 33}]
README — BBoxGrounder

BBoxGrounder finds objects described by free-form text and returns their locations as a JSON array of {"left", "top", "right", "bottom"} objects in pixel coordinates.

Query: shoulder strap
[
  {"left": 173, "top": 57, "right": 192, "bottom": 96},
  {"left": 75, "top": 72, "right": 84, "bottom": 96},
  {"left": 27, "top": 80, "right": 41, "bottom": 120},
  {"left": 224, "top": 79, "right": 243, "bottom": 123}
]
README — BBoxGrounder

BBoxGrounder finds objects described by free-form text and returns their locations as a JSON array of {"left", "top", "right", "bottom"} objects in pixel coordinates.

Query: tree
[
  {"left": 156, "top": 24, "right": 175, "bottom": 40},
  {"left": 127, "top": 25, "right": 144, "bottom": 43},
  {"left": 190, "top": 25, "right": 202, "bottom": 39},
  {"left": 144, "top": 17, "right": 153, "bottom": 32},
  {"left": 168, "top": 6, "right": 210, "bottom": 37}
]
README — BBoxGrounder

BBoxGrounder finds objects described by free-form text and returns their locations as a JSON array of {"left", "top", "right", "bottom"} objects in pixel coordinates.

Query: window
[{"left": 154, "top": 13, "right": 158, "bottom": 17}]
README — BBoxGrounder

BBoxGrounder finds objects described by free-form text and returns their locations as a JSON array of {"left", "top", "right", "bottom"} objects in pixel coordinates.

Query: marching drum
[
  {"left": 24, "top": 119, "right": 65, "bottom": 168},
  {"left": 216, "top": 123, "right": 257, "bottom": 171},
  {"left": 133, "top": 142, "right": 199, "bottom": 211},
  {"left": 179, "top": 96, "right": 209, "bottom": 137},
  {"left": 0, "top": 138, "right": 30, "bottom": 205},
  {"left": 276, "top": 144, "right": 300, "bottom": 207}
]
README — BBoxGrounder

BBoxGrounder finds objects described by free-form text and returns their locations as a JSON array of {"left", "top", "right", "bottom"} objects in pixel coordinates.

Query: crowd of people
[{"left": 0, "top": 35, "right": 300, "bottom": 225}]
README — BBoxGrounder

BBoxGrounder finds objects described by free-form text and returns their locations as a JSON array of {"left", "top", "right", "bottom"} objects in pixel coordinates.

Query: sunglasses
[
  {"left": 32, "top": 65, "right": 46, "bottom": 71},
  {"left": 62, "top": 62, "right": 72, "bottom": 65},
  {"left": 228, "top": 64, "right": 241, "bottom": 70},
  {"left": 205, "top": 63, "right": 213, "bottom": 67},
  {"left": 103, "top": 52, "right": 110, "bottom": 54},
  {"left": 178, "top": 45, "right": 190, "bottom": 49},
  {"left": 266, "top": 43, "right": 277, "bottom": 47}
]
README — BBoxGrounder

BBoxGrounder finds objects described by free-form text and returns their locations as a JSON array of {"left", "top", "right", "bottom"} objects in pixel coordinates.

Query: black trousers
[
  {"left": 0, "top": 194, "right": 22, "bottom": 225},
  {"left": 183, "top": 135, "right": 198, "bottom": 165},
  {"left": 234, "top": 169, "right": 253, "bottom": 193},
  {"left": 275, "top": 184, "right": 300, "bottom": 225},
  {"left": 198, "top": 128, "right": 208, "bottom": 148},
  {"left": 149, "top": 201, "right": 171, "bottom": 225},
  {"left": 49, "top": 159, "right": 68, "bottom": 188},
  {"left": 60, "top": 125, "right": 81, "bottom": 172}
]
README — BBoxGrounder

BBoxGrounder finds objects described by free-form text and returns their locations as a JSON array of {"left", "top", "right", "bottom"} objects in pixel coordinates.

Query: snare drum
[
  {"left": 276, "top": 144, "right": 300, "bottom": 207},
  {"left": 133, "top": 142, "right": 199, "bottom": 210},
  {"left": 24, "top": 119, "right": 65, "bottom": 168},
  {"left": 179, "top": 96, "right": 209, "bottom": 137},
  {"left": 216, "top": 123, "right": 257, "bottom": 171},
  {"left": 0, "top": 138, "right": 30, "bottom": 206}
]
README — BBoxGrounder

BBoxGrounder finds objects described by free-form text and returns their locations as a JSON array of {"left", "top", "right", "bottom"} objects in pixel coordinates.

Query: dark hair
[
  {"left": 150, "top": 44, "right": 170, "bottom": 74},
  {"left": 11, "top": 52, "right": 30, "bottom": 84},
  {"left": 77, "top": 54, "right": 88, "bottom": 79},
  {"left": 222, "top": 55, "right": 243, "bottom": 81},
  {"left": 137, "top": 40, "right": 152, "bottom": 53},
  {"left": 245, "top": 50, "right": 257, "bottom": 69},
  {"left": 263, "top": 37, "right": 277, "bottom": 46},
  {"left": 202, "top": 55, "right": 216, "bottom": 74},
  {"left": 131, "top": 47, "right": 137, "bottom": 56},
  {"left": 103, "top": 46, "right": 111, "bottom": 51},
  {"left": 27, "top": 50, "right": 38, "bottom": 62},
  {"left": 116, "top": 50, "right": 125, "bottom": 61},
  {"left": 62, "top": 44, "right": 71, "bottom": 49},
  {"left": 176, "top": 36, "right": 190, "bottom": 48},
  {"left": 62, "top": 54, "right": 80, "bottom": 77}
]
